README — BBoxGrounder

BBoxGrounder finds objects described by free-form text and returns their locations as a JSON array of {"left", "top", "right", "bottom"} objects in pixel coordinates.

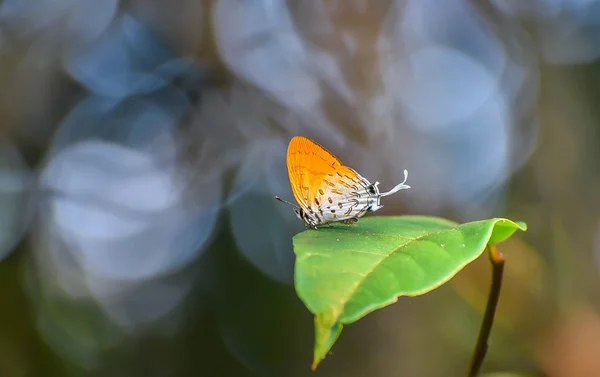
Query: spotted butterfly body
[{"left": 278, "top": 136, "right": 410, "bottom": 229}]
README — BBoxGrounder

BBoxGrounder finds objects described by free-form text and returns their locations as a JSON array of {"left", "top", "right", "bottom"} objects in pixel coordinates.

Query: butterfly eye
[{"left": 368, "top": 185, "right": 376, "bottom": 195}]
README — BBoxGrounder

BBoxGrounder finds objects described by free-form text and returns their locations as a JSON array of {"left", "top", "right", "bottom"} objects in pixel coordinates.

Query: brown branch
[{"left": 467, "top": 244, "right": 505, "bottom": 377}]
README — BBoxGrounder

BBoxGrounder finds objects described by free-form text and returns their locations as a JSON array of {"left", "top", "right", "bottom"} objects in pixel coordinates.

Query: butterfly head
[
  {"left": 292, "top": 207, "right": 304, "bottom": 222},
  {"left": 275, "top": 196, "right": 321, "bottom": 229},
  {"left": 294, "top": 207, "right": 320, "bottom": 230}
]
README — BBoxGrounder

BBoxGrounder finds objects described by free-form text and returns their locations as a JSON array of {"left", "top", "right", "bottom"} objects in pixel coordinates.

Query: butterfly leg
[
  {"left": 318, "top": 223, "right": 333, "bottom": 229},
  {"left": 342, "top": 217, "right": 359, "bottom": 225}
]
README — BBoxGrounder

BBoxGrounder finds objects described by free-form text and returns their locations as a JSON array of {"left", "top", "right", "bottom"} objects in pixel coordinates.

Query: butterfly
[{"left": 275, "top": 136, "right": 410, "bottom": 229}]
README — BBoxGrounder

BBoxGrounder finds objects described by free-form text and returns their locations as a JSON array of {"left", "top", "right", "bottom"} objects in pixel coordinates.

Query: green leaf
[{"left": 292, "top": 216, "right": 527, "bottom": 369}]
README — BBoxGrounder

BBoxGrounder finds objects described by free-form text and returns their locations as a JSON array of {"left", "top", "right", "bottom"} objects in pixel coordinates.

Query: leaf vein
[{"left": 340, "top": 226, "right": 458, "bottom": 316}]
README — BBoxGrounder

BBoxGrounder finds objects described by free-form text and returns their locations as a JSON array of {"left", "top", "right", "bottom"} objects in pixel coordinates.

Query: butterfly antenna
[
  {"left": 380, "top": 169, "right": 410, "bottom": 197},
  {"left": 274, "top": 196, "right": 299, "bottom": 208}
]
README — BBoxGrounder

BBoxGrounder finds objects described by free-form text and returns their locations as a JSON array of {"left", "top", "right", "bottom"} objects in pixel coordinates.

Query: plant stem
[{"left": 467, "top": 244, "right": 505, "bottom": 377}]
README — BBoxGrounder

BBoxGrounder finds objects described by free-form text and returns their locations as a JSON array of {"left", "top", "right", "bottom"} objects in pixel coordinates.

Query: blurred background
[{"left": 0, "top": 0, "right": 599, "bottom": 376}]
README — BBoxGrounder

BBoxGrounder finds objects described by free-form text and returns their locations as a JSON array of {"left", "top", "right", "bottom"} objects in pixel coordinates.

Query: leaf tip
[
  {"left": 311, "top": 361, "right": 319, "bottom": 371},
  {"left": 515, "top": 221, "right": 528, "bottom": 231},
  {"left": 311, "top": 315, "right": 343, "bottom": 371}
]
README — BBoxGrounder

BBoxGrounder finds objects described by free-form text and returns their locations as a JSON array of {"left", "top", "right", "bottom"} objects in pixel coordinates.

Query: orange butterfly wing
[{"left": 286, "top": 136, "right": 358, "bottom": 210}]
